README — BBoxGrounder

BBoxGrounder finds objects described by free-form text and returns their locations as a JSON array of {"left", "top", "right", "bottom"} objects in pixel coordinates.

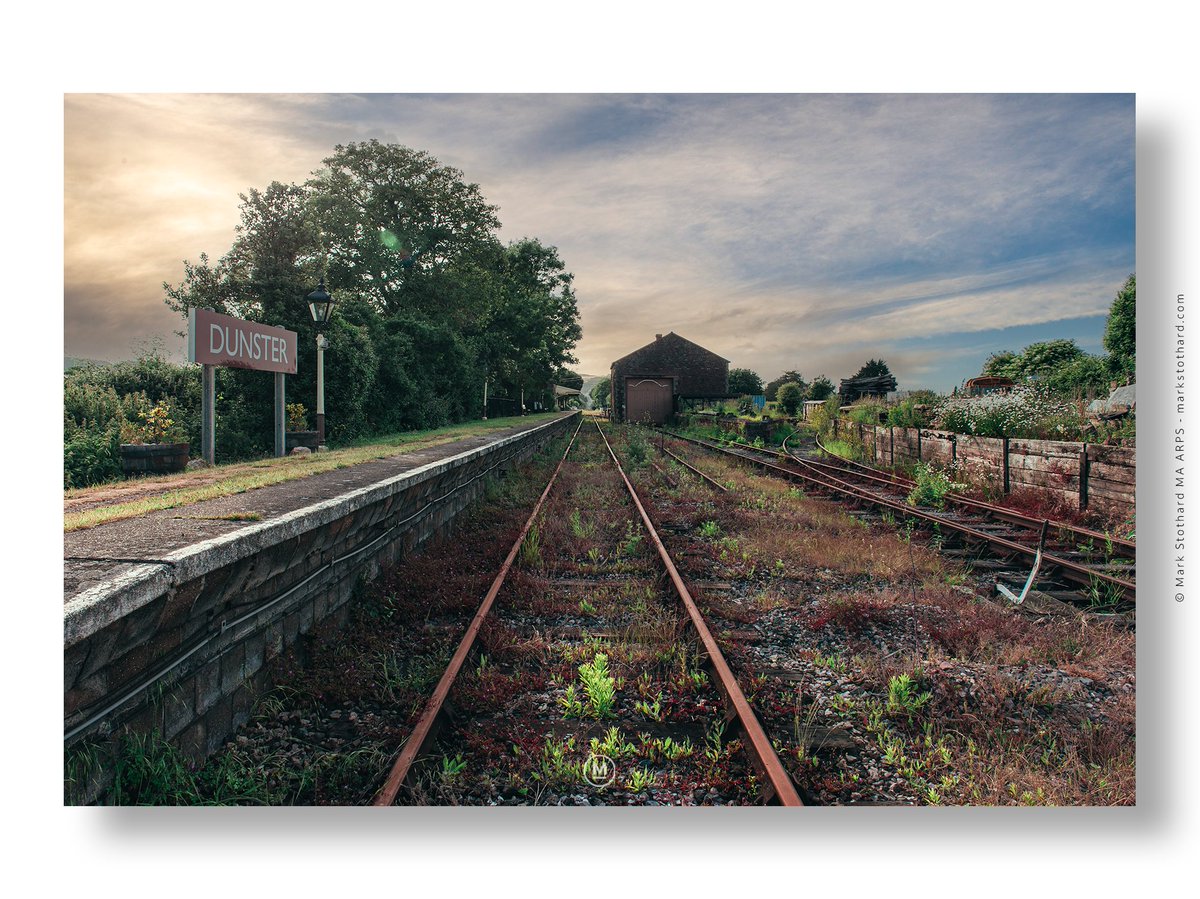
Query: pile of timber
[{"left": 839, "top": 374, "right": 898, "bottom": 400}]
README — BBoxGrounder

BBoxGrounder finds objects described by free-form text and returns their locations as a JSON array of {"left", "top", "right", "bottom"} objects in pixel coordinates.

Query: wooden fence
[{"left": 835, "top": 419, "right": 1135, "bottom": 518}]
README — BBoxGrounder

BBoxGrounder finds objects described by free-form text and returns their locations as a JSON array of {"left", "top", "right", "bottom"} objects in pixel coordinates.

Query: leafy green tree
[
  {"left": 728, "top": 368, "right": 764, "bottom": 396},
  {"left": 307, "top": 140, "right": 502, "bottom": 315},
  {"left": 765, "top": 370, "right": 806, "bottom": 401},
  {"left": 777, "top": 382, "right": 804, "bottom": 415},
  {"left": 591, "top": 377, "right": 611, "bottom": 411},
  {"left": 1043, "top": 354, "right": 1113, "bottom": 398},
  {"left": 1017, "top": 340, "right": 1084, "bottom": 378},
  {"left": 980, "top": 340, "right": 1084, "bottom": 383},
  {"left": 476, "top": 238, "right": 582, "bottom": 406},
  {"left": 155, "top": 140, "right": 581, "bottom": 455},
  {"left": 1104, "top": 273, "right": 1136, "bottom": 381},
  {"left": 981, "top": 350, "right": 1020, "bottom": 379},
  {"left": 809, "top": 375, "right": 835, "bottom": 401}
]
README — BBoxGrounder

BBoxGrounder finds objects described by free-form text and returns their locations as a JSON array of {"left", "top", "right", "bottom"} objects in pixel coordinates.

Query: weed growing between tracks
[
  {"left": 405, "top": 427, "right": 761, "bottom": 806},
  {"left": 642, "top": 430, "right": 1136, "bottom": 805}
]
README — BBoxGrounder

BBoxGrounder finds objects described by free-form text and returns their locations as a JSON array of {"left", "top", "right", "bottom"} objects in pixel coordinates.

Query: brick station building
[{"left": 609, "top": 332, "right": 731, "bottom": 424}]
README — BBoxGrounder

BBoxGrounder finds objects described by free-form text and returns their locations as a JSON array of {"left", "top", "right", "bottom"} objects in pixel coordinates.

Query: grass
[{"left": 64, "top": 413, "right": 559, "bottom": 531}]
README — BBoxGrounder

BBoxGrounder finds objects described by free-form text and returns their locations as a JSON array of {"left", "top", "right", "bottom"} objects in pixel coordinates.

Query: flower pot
[
  {"left": 120, "top": 443, "right": 190, "bottom": 476},
  {"left": 286, "top": 430, "right": 320, "bottom": 452}
]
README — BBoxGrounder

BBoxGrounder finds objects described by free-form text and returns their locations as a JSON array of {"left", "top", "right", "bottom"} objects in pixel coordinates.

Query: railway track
[
  {"left": 373, "top": 419, "right": 803, "bottom": 806},
  {"left": 171, "top": 419, "right": 1135, "bottom": 807},
  {"left": 661, "top": 428, "right": 1135, "bottom": 609}
]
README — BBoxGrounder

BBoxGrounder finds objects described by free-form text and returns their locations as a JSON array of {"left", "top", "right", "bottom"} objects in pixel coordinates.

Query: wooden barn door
[{"left": 625, "top": 378, "right": 674, "bottom": 424}]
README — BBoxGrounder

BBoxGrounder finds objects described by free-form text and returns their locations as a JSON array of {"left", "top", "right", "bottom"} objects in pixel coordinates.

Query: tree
[
  {"left": 851, "top": 359, "right": 892, "bottom": 380},
  {"left": 809, "top": 375, "right": 835, "bottom": 401},
  {"left": 981, "top": 350, "right": 1020, "bottom": 379},
  {"left": 307, "top": 140, "right": 502, "bottom": 315},
  {"left": 591, "top": 377, "right": 611, "bottom": 411},
  {"left": 979, "top": 340, "right": 1084, "bottom": 382},
  {"left": 765, "top": 370, "right": 806, "bottom": 402},
  {"left": 475, "top": 238, "right": 582, "bottom": 403},
  {"left": 1043, "top": 354, "right": 1112, "bottom": 398},
  {"left": 777, "top": 382, "right": 804, "bottom": 415},
  {"left": 159, "top": 140, "right": 581, "bottom": 451},
  {"left": 1017, "top": 340, "right": 1083, "bottom": 378},
  {"left": 1104, "top": 273, "right": 1136, "bottom": 381},
  {"left": 554, "top": 368, "right": 584, "bottom": 390},
  {"left": 728, "top": 368, "right": 764, "bottom": 396}
]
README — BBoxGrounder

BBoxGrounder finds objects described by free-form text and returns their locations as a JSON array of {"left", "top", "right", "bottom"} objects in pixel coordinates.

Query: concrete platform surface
[{"left": 64, "top": 413, "right": 575, "bottom": 605}]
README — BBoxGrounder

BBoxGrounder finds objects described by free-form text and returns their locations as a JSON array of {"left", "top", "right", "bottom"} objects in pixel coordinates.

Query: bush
[
  {"left": 64, "top": 380, "right": 125, "bottom": 439},
  {"left": 65, "top": 428, "right": 121, "bottom": 488},
  {"left": 933, "top": 386, "right": 1088, "bottom": 439},
  {"left": 1042, "top": 355, "right": 1113, "bottom": 400},
  {"left": 886, "top": 395, "right": 936, "bottom": 429},
  {"left": 846, "top": 399, "right": 887, "bottom": 425},
  {"left": 809, "top": 397, "right": 838, "bottom": 436},
  {"left": 777, "top": 382, "right": 804, "bottom": 415},
  {"left": 906, "top": 463, "right": 966, "bottom": 509},
  {"left": 624, "top": 427, "right": 650, "bottom": 468}
]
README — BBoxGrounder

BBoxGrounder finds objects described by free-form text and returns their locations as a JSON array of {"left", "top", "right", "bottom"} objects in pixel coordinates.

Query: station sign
[{"left": 188, "top": 308, "right": 298, "bottom": 375}]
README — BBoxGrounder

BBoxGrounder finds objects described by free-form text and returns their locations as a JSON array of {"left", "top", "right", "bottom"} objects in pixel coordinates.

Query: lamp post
[{"left": 306, "top": 278, "right": 335, "bottom": 447}]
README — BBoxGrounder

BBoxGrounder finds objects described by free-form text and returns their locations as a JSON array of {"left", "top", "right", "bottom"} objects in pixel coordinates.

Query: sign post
[
  {"left": 202, "top": 364, "right": 216, "bottom": 465},
  {"left": 188, "top": 308, "right": 298, "bottom": 462},
  {"left": 275, "top": 372, "right": 286, "bottom": 458}
]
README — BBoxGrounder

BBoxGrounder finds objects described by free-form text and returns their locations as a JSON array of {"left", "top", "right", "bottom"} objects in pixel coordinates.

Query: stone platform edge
[{"left": 64, "top": 412, "right": 574, "bottom": 646}]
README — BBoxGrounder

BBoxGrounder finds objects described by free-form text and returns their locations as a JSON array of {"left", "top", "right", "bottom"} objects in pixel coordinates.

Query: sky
[{"left": 63, "top": 92, "right": 1134, "bottom": 392}]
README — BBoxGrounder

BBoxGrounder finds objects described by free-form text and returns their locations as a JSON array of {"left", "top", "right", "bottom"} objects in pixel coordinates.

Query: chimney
[{"left": 655, "top": 334, "right": 662, "bottom": 340}]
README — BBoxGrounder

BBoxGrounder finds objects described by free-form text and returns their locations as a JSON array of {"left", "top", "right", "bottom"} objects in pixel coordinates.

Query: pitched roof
[{"left": 611, "top": 331, "right": 731, "bottom": 368}]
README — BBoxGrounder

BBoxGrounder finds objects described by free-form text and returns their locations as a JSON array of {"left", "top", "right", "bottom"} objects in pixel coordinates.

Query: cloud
[{"left": 63, "top": 93, "right": 1134, "bottom": 389}]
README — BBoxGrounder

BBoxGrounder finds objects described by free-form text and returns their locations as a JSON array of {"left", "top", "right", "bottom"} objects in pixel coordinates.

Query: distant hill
[{"left": 579, "top": 374, "right": 606, "bottom": 408}]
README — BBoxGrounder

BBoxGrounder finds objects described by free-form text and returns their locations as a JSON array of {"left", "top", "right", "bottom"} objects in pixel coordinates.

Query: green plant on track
[
  {"left": 811, "top": 651, "right": 847, "bottom": 674},
  {"left": 578, "top": 652, "right": 618, "bottom": 718},
  {"left": 534, "top": 736, "right": 582, "bottom": 788},
  {"left": 441, "top": 755, "right": 467, "bottom": 779},
  {"left": 558, "top": 684, "right": 586, "bottom": 718},
  {"left": 619, "top": 521, "right": 644, "bottom": 558},
  {"left": 624, "top": 428, "right": 650, "bottom": 467},
  {"left": 520, "top": 523, "right": 543, "bottom": 568},
  {"left": 1087, "top": 575, "right": 1125, "bottom": 612},
  {"left": 886, "top": 672, "right": 932, "bottom": 717},
  {"left": 650, "top": 736, "right": 694, "bottom": 761},
  {"left": 634, "top": 692, "right": 664, "bottom": 721},
  {"left": 591, "top": 726, "right": 636, "bottom": 760},
  {"left": 626, "top": 768, "right": 657, "bottom": 792},
  {"left": 906, "top": 463, "right": 966, "bottom": 510},
  {"left": 698, "top": 520, "right": 721, "bottom": 538},
  {"left": 570, "top": 508, "right": 595, "bottom": 539}
]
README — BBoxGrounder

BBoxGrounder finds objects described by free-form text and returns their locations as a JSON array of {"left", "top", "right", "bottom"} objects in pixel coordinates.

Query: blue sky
[{"left": 64, "top": 92, "right": 1134, "bottom": 391}]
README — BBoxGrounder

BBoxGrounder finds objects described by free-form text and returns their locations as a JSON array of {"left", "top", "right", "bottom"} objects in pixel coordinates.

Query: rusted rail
[
  {"left": 664, "top": 430, "right": 1135, "bottom": 604},
  {"left": 372, "top": 418, "right": 585, "bottom": 806},
  {"left": 595, "top": 422, "right": 803, "bottom": 805},
  {"left": 657, "top": 443, "right": 729, "bottom": 493}
]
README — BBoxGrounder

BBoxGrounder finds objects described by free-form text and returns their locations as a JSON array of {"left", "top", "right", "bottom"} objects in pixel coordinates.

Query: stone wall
[{"left": 64, "top": 413, "right": 577, "bottom": 803}]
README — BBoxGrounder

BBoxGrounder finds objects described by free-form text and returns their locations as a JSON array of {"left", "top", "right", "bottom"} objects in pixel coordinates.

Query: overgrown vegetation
[{"left": 65, "top": 139, "right": 583, "bottom": 487}]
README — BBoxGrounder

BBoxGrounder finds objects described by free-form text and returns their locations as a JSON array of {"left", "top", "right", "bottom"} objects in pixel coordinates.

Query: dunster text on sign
[{"left": 188, "top": 308, "right": 298, "bottom": 375}]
